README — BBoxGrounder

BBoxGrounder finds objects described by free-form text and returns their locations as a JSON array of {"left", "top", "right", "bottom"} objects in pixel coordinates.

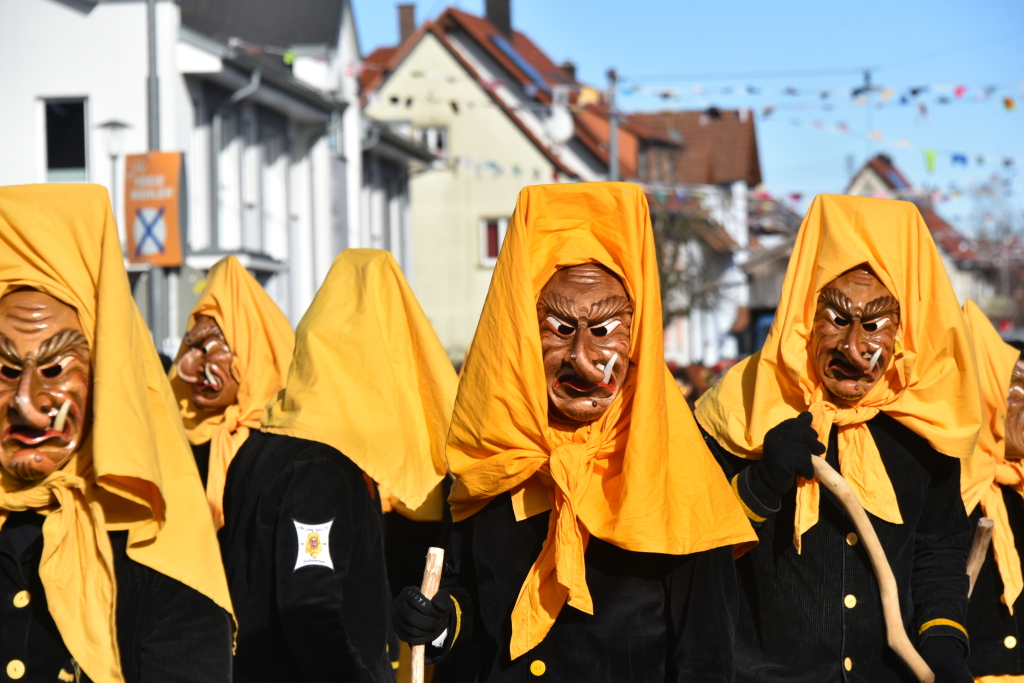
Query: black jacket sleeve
[
  {"left": 111, "top": 531, "right": 233, "bottom": 683},
  {"left": 913, "top": 452, "right": 972, "bottom": 652},
  {"left": 669, "top": 545, "right": 739, "bottom": 683},
  {"left": 272, "top": 458, "right": 376, "bottom": 683},
  {"left": 425, "top": 515, "right": 476, "bottom": 664},
  {"left": 700, "top": 424, "right": 773, "bottom": 526}
]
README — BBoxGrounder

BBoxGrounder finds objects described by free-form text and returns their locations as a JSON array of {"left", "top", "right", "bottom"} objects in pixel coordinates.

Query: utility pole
[
  {"left": 852, "top": 69, "right": 874, "bottom": 162},
  {"left": 146, "top": 0, "right": 167, "bottom": 350},
  {"left": 607, "top": 69, "right": 618, "bottom": 182}
]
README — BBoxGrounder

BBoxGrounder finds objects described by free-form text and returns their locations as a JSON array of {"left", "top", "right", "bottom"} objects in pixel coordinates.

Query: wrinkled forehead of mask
[
  {"left": 0, "top": 288, "right": 85, "bottom": 351},
  {"left": 817, "top": 267, "right": 900, "bottom": 321}
]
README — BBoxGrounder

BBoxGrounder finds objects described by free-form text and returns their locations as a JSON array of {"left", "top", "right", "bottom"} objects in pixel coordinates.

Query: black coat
[
  {"left": 430, "top": 490, "right": 741, "bottom": 683},
  {"left": 966, "top": 486, "right": 1024, "bottom": 677},
  {"left": 702, "top": 412, "right": 972, "bottom": 683},
  {"left": 0, "top": 510, "right": 232, "bottom": 683},
  {"left": 219, "top": 430, "right": 395, "bottom": 683},
  {"left": 192, "top": 440, "right": 211, "bottom": 489}
]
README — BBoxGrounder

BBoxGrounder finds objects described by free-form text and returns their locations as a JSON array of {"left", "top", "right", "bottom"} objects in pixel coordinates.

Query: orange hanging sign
[{"left": 124, "top": 151, "right": 184, "bottom": 266}]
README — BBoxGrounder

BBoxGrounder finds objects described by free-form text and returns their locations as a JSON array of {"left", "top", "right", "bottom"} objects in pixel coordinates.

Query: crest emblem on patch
[{"left": 293, "top": 519, "right": 334, "bottom": 570}]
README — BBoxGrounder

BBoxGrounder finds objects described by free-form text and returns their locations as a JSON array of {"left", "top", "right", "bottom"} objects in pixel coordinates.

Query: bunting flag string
[{"left": 783, "top": 117, "right": 1019, "bottom": 176}]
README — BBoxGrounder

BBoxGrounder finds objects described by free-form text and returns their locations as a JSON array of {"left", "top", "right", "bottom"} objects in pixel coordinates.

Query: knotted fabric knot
[{"left": 793, "top": 399, "right": 901, "bottom": 552}]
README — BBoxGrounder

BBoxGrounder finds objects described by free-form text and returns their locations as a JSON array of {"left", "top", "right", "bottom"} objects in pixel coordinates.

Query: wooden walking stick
[
  {"left": 411, "top": 547, "right": 445, "bottom": 683},
  {"left": 967, "top": 517, "right": 995, "bottom": 597},
  {"left": 812, "top": 457, "right": 936, "bottom": 683}
]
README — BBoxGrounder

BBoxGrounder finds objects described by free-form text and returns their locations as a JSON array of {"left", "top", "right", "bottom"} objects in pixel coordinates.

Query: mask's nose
[
  {"left": 568, "top": 325, "right": 605, "bottom": 383},
  {"left": 842, "top": 323, "right": 871, "bottom": 371},
  {"left": 13, "top": 370, "right": 53, "bottom": 430},
  {"left": 176, "top": 349, "right": 204, "bottom": 384}
]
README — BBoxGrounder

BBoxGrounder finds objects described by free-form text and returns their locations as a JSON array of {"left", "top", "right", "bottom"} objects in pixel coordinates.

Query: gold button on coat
[
  {"left": 844, "top": 594, "right": 857, "bottom": 609},
  {"left": 846, "top": 533, "right": 858, "bottom": 546},
  {"left": 6, "top": 660, "right": 25, "bottom": 680},
  {"left": 844, "top": 657, "right": 852, "bottom": 671},
  {"left": 1005, "top": 635, "right": 1018, "bottom": 649},
  {"left": 11, "top": 591, "right": 30, "bottom": 608},
  {"left": 530, "top": 660, "right": 546, "bottom": 676}
]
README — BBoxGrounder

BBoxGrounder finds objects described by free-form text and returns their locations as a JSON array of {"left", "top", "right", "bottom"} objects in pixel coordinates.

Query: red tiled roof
[
  {"left": 864, "top": 155, "right": 913, "bottom": 191},
  {"left": 627, "top": 110, "right": 762, "bottom": 186},
  {"left": 359, "top": 47, "right": 397, "bottom": 92},
  {"left": 358, "top": 16, "right": 578, "bottom": 177},
  {"left": 440, "top": 8, "right": 576, "bottom": 95},
  {"left": 915, "top": 203, "right": 975, "bottom": 260}
]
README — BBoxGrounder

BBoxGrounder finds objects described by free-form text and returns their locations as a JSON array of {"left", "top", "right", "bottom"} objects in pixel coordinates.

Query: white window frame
[{"left": 479, "top": 217, "right": 509, "bottom": 267}]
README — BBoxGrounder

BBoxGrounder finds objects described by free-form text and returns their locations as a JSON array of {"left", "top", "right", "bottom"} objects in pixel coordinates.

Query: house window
[
  {"left": 419, "top": 126, "right": 448, "bottom": 160},
  {"left": 480, "top": 217, "right": 509, "bottom": 266},
  {"left": 45, "top": 99, "right": 87, "bottom": 182}
]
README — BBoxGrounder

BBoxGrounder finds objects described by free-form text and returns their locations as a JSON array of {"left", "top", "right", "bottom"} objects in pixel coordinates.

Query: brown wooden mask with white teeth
[
  {"left": 811, "top": 267, "right": 900, "bottom": 404},
  {"left": 1005, "top": 361, "right": 1024, "bottom": 460},
  {"left": 0, "top": 289, "right": 91, "bottom": 481},
  {"left": 176, "top": 314, "right": 240, "bottom": 412},
  {"left": 537, "top": 264, "right": 633, "bottom": 424}
]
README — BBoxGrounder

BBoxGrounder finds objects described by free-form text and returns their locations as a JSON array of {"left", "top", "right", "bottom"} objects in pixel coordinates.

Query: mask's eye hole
[
  {"left": 0, "top": 365, "right": 20, "bottom": 380},
  {"left": 825, "top": 308, "right": 850, "bottom": 327},
  {"left": 590, "top": 319, "right": 622, "bottom": 338},
  {"left": 41, "top": 364, "right": 63, "bottom": 379},
  {"left": 862, "top": 317, "right": 890, "bottom": 333},
  {"left": 545, "top": 316, "right": 575, "bottom": 337}
]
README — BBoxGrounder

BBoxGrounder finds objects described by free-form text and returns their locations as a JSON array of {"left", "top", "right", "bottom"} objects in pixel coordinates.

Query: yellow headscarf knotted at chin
[
  {"left": 446, "top": 182, "right": 757, "bottom": 660},
  {"left": 170, "top": 256, "right": 294, "bottom": 529},
  {"left": 961, "top": 299, "right": 1024, "bottom": 612},
  {"left": 696, "top": 194, "right": 982, "bottom": 552},
  {"left": 0, "top": 184, "right": 234, "bottom": 683},
  {"left": 262, "top": 249, "right": 456, "bottom": 512}
]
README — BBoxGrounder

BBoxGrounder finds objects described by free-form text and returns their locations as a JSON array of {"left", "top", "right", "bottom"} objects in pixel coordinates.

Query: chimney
[
  {"left": 560, "top": 60, "right": 576, "bottom": 82},
  {"left": 486, "top": 0, "right": 512, "bottom": 38},
  {"left": 398, "top": 4, "right": 415, "bottom": 44}
]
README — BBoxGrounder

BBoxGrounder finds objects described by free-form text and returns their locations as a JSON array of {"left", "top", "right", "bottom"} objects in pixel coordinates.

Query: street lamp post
[{"left": 97, "top": 120, "right": 130, "bottom": 234}]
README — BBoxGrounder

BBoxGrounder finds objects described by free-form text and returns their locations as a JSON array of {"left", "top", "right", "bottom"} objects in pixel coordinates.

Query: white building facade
[{"left": 0, "top": 0, "right": 424, "bottom": 354}]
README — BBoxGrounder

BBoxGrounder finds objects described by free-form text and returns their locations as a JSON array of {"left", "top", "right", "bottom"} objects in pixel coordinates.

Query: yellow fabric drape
[
  {"left": 446, "top": 182, "right": 757, "bottom": 659},
  {"left": 170, "top": 256, "right": 294, "bottom": 529},
  {"left": 263, "top": 249, "right": 456, "bottom": 512},
  {"left": 696, "top": 194, "right": 982, "bottom": 552},
  {"left": 961, "top": 299, "right": 1024, "bottom": 612},
  {"left": 976, "top": 676, "right": 1024, "bottom": 682},
  {"left": 0, "top": 184, "right": 234, "bottom": 683}
]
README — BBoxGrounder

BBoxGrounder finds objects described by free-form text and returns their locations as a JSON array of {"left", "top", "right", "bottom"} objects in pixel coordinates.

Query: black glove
[
  {"left": 746, "top": 412, "right": 824, "bottom": 511},
  {"left": 919, "top": 637, "right": 972, "bottom": 683},
  {"left": 393, "top": 586, "right": 453, "bottom": 647}
]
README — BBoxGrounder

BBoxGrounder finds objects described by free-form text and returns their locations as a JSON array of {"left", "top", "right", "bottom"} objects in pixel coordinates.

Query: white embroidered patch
[{"left": 293, "top": 519, "right": 334, "bottom": 571}]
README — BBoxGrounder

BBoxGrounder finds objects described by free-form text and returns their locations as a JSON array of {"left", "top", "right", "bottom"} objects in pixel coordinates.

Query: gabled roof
[
  {"left": 627, "top": 110, "right": 762, "bottom": 186},
  {"left": 438, "top": 8, "right": 577, "bottom": 96},
  {"left": 359, "top": 11, "right": 580, "bottom": 177},
  {"left": 181, "top": 0, "right": 344, "bottom": 50},
  {"left": 848, "top": 154, "right": 976, "bottom": 261},
  {"left": 850, "top": 154, "right": 914, "bottom": 193}
]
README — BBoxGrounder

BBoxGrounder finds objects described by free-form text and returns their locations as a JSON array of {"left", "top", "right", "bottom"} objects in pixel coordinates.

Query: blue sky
[{"left": 351, "top": 0, "right": 1023, "bottom": 233}]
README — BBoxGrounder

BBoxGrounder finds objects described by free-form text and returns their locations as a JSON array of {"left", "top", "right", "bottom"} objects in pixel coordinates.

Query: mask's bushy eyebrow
[
  {"left": 586, "top": 296, "right": 633, "bottom": 324},
  {"left": 861, "top": 296, "right": 900, "bottom": 320},
  {"left": 0, "top": 334, "right": 19, "bottom": 368},
  {"left": 184, "top": 324, "right": 225, "bottom": 348},
  {"left": 537, "top": 292, "right": 576, "bottom": 323},
  {"left": 818, "top": 287, "right": 855, "bottom": 317},
  {"left": 0, "top": 329, "right": 90, "bottom": 369}
]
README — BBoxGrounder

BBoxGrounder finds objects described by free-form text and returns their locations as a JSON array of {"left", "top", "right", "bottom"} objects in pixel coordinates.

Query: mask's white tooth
[
  {"left": 205, "top": 366, "right": 220, "bottom": 389},
  {"left": 53, "top": 400, "right": 71, "bottom": 432},
  {"left": 868, "top": 348, "right": 882, "bottom": 373},
  {"left": 602, "top": 353, "right": 618, "bottom": 385}
]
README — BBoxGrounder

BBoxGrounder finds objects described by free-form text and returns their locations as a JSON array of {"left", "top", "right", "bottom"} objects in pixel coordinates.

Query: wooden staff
[
  {"left": 812, "top": 457, "right": 935, "bottom": 683},
  {"left": 967, "top": 517, "right": 994, "bottom": 597},
  {"left": 411, "top": 547, "right": 445, "bottom": 683}
]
